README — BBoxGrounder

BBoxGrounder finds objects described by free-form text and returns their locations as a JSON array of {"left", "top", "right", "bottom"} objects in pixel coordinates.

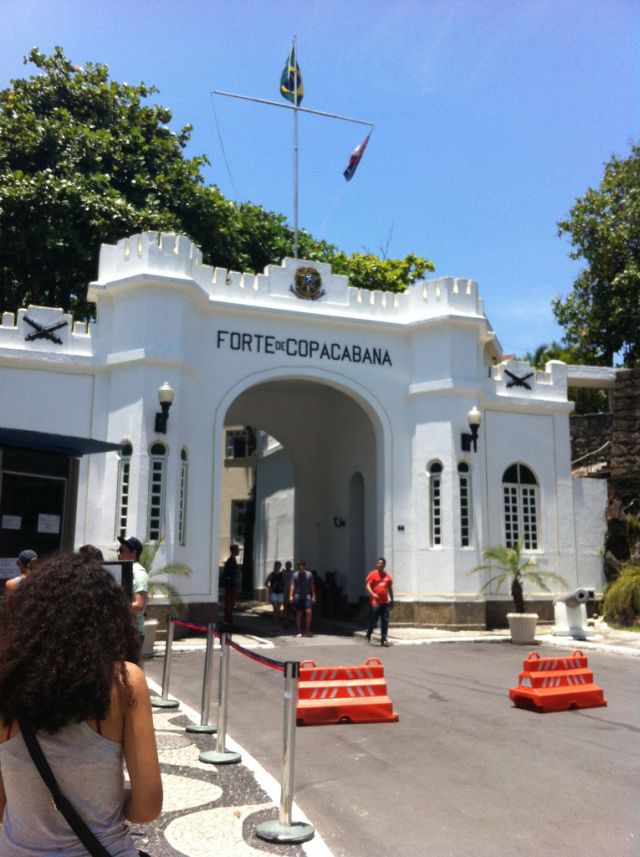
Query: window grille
[
  {"left": 225, "top": 429, "right": 256, "bottom": 460},
  {"left": 502, "top": 464, "right": 539, "bottom": 549},
  {"left": 148, "top": 443, "right": 167, "bottom": 541},
  {"left": 428, "top": 462, "right": 443, "bottom": 547},
  {"left": 230, "top": 499, "right": 249, "bottom": 544},
  {"left": 115, "top": 443, "right": 132, "bottom": 539},
  {"left": 178, "top": 448, "right": 188, "bottom": 545},
  {"left": 458, "top": 462, "right": 472, "bottom": 547}
]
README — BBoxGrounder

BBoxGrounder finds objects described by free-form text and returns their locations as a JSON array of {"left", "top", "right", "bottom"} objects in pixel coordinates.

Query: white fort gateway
[{"left": 0, "top": 232, "right": 607, "bottom": 626}]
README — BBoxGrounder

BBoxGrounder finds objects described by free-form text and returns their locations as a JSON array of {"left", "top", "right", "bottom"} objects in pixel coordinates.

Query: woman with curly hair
[{"left": 0, "top": 552, "right": 162, "bottom": 855}]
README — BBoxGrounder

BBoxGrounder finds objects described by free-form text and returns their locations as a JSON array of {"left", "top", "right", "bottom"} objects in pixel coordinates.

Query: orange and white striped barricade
[
  {"left": 509, "top": 649, "right": 607, "bottom": 712},
  {"left": 296, "top": 657, "right": 399, "bottom": 726}
]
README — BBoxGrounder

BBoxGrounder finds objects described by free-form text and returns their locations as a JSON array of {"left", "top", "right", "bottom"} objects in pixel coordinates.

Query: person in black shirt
[
  {"left": 220, "top": 544, "right": 240, "bottom": 626},
  {"left": 265, "top": 560, "right": 285, "bottom": 631}
]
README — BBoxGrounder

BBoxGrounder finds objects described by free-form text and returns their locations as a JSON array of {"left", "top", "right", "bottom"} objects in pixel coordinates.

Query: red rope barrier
[
  {"left": 170, "top": 618, "right": 285, "bottom": 671},
  {"left": 228, "top": 638, "right": 285, "bottom": 672},
  {"left": 172, "top": 618, "right": 208, "bottom": 634}
]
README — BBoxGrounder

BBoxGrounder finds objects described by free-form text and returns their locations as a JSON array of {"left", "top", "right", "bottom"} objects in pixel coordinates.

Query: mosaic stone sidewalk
[{"left": 130, "top": 700, "right": 331, "bottom": 857}]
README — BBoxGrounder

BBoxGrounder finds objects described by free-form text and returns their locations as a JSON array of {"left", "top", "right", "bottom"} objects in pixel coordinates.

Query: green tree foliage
[
  {"left": 139, "top": 541, "right": 191, "bottom": 614},
  {"left": 0, "top": 48, "right": 224, "bottom": 317},
  {"left": 554, "top": 143, "right": 640, "bottom": 367},
  {"left": 0, "top": 48, "right": 434, "bottom": 319},
  {"left": 331, "top": 252, "right": 435, "bottom": 293},
  {"left": 602, "top": 562, "right": 640, "bottom": 626},
  {"left": 232, "top": 202, "right": 335, "bottom": 274},
  {"left": 470, "top": 539, "right": 567, "bottom": 614}
]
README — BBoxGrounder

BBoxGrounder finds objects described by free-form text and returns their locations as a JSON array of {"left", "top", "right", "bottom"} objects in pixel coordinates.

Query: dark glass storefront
[{"left": 0, "top": 430, "right": 121, "bottom": 592}]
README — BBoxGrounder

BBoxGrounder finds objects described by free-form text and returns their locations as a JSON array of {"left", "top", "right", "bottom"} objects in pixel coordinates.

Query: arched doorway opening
[{"left": 218, "top": 376, "right": 381, "bottom": 609}]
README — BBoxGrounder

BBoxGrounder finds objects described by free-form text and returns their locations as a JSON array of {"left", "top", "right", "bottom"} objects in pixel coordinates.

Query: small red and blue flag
[{"left": 344, "top": 132, "right": 371, "bottom": 181}]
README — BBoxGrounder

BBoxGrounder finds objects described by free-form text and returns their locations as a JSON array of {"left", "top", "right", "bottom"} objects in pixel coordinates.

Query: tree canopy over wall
[
  {"left": 554, "top": 143, "right": 640, "bottom": 367},
  {"left": 0, "top": 48, "right": 433, "bottom": 319}
]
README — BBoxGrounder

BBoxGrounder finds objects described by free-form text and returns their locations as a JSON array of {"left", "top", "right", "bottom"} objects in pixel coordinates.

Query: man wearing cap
[
  {"left": 5, "top": 549, "right": 38, "bottom": 595},
  {"left": 220, "top": 544, "right": 240, "bottom": 626},
  {"left": 117, "top": 536, "right": 148, "bottom": 645}
]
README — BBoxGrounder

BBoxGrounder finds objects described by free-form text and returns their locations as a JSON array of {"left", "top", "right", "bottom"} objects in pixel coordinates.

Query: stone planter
[
  {"left": 507, "top": 612, "right": 538, "bottom": 645},
  {"left": 142, "top": 618, "right": 159, "bottom": 659}
]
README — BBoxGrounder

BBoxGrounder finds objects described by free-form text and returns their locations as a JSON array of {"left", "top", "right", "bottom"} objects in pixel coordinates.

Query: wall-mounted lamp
[
  {"left": 154, "top": 381, "right": 174, "bottom": 434},
  {"left": 333, "top": 516, "right": 346, "bottom": 528},
  {"left": 461, "top": 406, "right": 482, "bottom": 453}
]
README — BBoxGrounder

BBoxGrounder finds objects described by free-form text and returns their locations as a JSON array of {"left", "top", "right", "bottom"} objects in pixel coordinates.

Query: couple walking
[{"left": 266, "top": 559, "right": 316, "bottom": 637}]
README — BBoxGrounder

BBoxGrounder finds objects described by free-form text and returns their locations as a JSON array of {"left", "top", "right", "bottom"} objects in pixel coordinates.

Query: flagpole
[
  {"left": 293, "top": 37, "right": 299, "bottom": 258},
  {"left": 212, "top": 40, "right": 373, "bottom": 262},
  {"left": 211, "top": 91, "right": 374, "bottom": 128}
]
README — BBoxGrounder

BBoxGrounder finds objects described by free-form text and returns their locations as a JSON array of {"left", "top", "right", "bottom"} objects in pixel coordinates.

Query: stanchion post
[
  {"left": 256, "top": 661, "right": 314, "bottom": 844},
  {"left": 199, "top": 631, "right": 241, "bottom": 765},
  {"left": 151, "top": 614, "right": 180, "bottom": 710},
  {"left": 186, "top": 623, "right": 217, "bottom": 733}
]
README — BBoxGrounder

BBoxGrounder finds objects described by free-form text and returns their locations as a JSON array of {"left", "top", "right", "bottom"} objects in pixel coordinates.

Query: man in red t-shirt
[{"left": 365, "top": 557, "right": 394, "bottom": 646}]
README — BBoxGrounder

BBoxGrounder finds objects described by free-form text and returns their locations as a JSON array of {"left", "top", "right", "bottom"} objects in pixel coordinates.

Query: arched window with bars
[
  {"left": 178, "top": 447, "right": 188, "bottom": 546},
  {"left": 428, "top": 461, "right": 443, "bottom": 547},
  {"left": 458, "top": 462, "right": 472, "bottom": 548},
  {"left": 147, "top": 442, "right": 167, "bottom": 541},
  {"left": 115, "top": 442, "right": 132, "bottom": 540},
  {"left": 502, "top": 463, "right": 539, "bottom": 549}
]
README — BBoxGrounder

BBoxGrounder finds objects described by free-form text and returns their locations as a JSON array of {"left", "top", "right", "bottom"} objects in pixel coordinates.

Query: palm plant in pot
[
  {"left": 471, "top": 539, "right": 567, "bottom": 644},
  {"left": 140, "top": 542, "right": 192, "bottom": 658}
]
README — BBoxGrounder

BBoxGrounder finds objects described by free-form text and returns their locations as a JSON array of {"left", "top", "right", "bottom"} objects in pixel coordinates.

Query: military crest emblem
[{"left": 291, "top": 266, "right": 325, "bottom": 301}]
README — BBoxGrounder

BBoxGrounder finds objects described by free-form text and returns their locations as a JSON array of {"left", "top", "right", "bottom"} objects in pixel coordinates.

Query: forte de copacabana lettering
[{"left": 216, "top": 330, "right": 392, "bottom": 366}]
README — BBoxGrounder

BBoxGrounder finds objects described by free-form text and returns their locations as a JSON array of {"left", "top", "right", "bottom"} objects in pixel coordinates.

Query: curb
[{"left": 153, "top": 632, "right": 640, "bottom": 658}]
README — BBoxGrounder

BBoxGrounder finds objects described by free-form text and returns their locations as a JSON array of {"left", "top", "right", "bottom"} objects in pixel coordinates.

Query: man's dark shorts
[{"left": 294, "top": 596, "right": 312, "bottom": 612}]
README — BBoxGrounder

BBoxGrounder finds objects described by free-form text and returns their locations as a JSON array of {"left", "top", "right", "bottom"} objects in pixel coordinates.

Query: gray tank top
[
  {"left": 0, "top": 722, "right": 139, "bottom": 856},
  {"left": 293, "top": 570, "right": 312, "bottom": 599}
]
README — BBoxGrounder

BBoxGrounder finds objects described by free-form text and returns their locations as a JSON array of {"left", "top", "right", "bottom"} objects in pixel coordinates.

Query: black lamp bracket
[{"left": 155, "top": 401, "right": 171, "bottom": 434}]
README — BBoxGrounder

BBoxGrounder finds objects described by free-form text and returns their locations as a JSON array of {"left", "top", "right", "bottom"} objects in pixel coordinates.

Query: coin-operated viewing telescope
[{"left": 553, "top": 589, "right": 596, "bottom": 640}]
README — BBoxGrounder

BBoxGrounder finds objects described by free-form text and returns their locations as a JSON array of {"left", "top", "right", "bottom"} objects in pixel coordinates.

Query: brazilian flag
[{"left": 280, "top": 43, "right": 303, "bottom": 105}]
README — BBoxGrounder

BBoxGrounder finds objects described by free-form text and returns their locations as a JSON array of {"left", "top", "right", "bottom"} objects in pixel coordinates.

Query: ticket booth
[{"left": 0, "top": 429, "right": 121, "bottom": 592}]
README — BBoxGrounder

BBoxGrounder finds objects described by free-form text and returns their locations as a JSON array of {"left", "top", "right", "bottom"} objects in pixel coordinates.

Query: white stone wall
[
  {"left": 572, "top": 477, "right": 608, "bottom": 593},
  {"left": 0, "top": 232, "right": 608, "bottom": 616}
]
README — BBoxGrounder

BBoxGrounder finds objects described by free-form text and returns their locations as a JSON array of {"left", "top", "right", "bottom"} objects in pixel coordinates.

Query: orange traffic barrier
[
  {"left": 296, "top": 657, "right": 399, "bottom": 726},
  {"left": 509, "top": 649, "right": 607, "bottom": 712}
]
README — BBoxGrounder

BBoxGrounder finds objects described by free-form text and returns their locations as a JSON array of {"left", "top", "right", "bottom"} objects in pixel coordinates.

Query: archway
[{"left": 218, "top": 376, "right": 382, "bottom": 606}]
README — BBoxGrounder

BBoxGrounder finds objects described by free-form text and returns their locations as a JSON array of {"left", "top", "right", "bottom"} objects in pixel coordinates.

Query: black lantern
[
  {"left": 154, "top": 382, "right": 174, "bottom": 434},
  {"left": 461, "top": 406, "right": 481, "bottom": 453}
]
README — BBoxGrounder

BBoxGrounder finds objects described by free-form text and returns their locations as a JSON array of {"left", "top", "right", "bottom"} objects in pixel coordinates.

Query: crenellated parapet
[
  {"left": 405, "top": 276, "right": 484, "bottom": 319},
  {"left": 89, "top": 232, "right": 491, "bottom": 327},
  {"left": 489, "top": 358, "right": 569, "bottom": 402},
  {"left": 0, "top": 306, "right": 92, "bottom": 358}
]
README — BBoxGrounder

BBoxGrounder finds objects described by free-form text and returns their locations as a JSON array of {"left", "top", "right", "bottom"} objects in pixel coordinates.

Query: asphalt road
[{"left": 147, "top": 635, "right": 639, "bottom": 857}]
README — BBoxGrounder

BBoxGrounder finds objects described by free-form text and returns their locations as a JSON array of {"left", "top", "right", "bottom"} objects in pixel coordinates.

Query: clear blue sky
[{"left": 2, "top": 0, "right": 637, "bottom": 356}]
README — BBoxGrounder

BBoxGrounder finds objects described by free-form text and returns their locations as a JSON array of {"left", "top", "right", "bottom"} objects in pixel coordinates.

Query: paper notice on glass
[
  {"left": 1, "top": 515, "right": 21, "bottom": 530},
  {"left": 38, "top": 514, "right": 60, "bottom": 534},
  {"left": 0, "top": 558, "right": 16, "bottom": 579}
]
